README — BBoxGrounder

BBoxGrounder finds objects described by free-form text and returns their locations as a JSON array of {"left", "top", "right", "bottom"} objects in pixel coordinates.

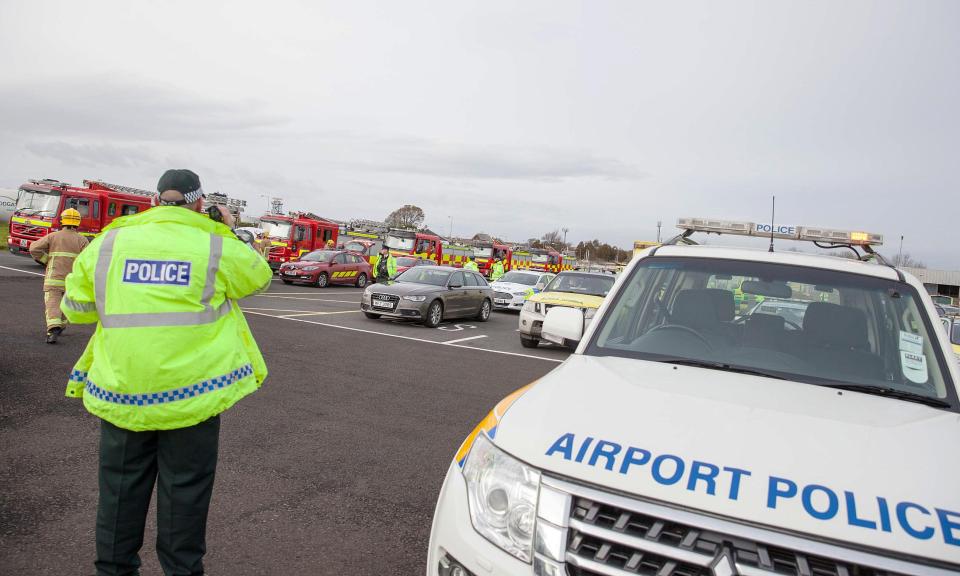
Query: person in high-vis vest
[
  {"left": 374, "top": 245, "right": 397, "bottom": 283},
  {"left": 29, "top": 208, "right": 89, "bottom": 343},
  {"left": 463, "top": 257, "right": 479, "bottom": 272},
  {"left": 61, "top": 169, "right": 272, "bottom": 576},
  {"left": 489, "top": 256, "right": 505, "bottom": 281}
]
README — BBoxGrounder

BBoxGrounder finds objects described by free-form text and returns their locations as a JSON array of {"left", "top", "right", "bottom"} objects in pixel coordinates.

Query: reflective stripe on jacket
[
  {"left": 61, "top": 206, "right": 273, "bottom": 431},
  {"left": 29, "top": 229, "right": 89, "bottom": 289}
]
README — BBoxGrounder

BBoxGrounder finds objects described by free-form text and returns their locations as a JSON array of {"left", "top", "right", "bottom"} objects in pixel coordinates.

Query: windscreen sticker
[
  {"left": 900, "top": 350, "right": 929, "bottom": 384},
  {"left": 898, "top": 330, "right": 924, "bottom": 356}
]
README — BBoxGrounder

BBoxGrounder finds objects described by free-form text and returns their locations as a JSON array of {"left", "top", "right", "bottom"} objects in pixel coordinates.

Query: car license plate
[
  {"left": 494, "top": 298, "right": 510, "bottom": 304},
  {"left": 20, "top": 239, "right": 28, "bottom": 248},
  {"left": 372, "top": 300, "right": 393, "bottom": 309},
  {"left": 284, "top": 271, "right": 297, "bottom": 276}
]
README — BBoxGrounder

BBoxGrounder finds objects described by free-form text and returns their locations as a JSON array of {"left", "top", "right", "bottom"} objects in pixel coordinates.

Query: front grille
[
  {"left": 370, "top": 293, "right": 400, "bottom": 311},
  {"left": 494, "top": 291, "right": 512, "bottom": 300},
  {"left": 564, "top": 496, "right": 906, "bottom": 576},
  {"left": 10, "top": 223, "right": 47, "bottom": 240}
]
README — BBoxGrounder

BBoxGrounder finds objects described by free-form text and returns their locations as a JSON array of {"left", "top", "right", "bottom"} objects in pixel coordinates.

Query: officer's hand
[{"left": 215, "top": 205, "right": 236, "bottom": 228}]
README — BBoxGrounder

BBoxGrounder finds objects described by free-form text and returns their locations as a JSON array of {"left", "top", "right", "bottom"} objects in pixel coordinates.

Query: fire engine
[
  {"left": 259, "top": 212, "right": 339, "bottom": 270},
  {"left": 528, "top": 247, "right": 577, "bottom": 273},
  {"left": 7, "top": 179, "right": 156, "bottom": 255}
]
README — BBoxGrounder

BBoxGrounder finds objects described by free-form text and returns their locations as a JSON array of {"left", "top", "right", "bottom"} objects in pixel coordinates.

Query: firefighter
[
  {"left": 326, "top": 239, "right": 335, "bottom": 249},
  {"left": 463, "top": 257, "right": 479, "bottom": 272},
  {"left": 490, "top": 256, "right": 506, "bottom": 281},
  {"left": 29, "top": 207, "right": 89, "bottom": 343},
  {"left": 61, "top": 169, "right": 272, "bottom": 576},
  {"left": 374, "top": 245, "right": 397, "bottom": 282}
]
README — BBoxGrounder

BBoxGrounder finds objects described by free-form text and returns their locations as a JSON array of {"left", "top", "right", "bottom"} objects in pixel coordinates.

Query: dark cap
[{"left": 157, "top": 169, "right": 204, "bottom": 205}]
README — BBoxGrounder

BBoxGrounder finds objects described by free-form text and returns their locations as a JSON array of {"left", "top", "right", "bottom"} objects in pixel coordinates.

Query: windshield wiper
[
  {"left": 817, "top": 383, "right": 951, "bottom": 409},
  {"left": 654, "top": 358, "right": 787, "bottom": 380}
]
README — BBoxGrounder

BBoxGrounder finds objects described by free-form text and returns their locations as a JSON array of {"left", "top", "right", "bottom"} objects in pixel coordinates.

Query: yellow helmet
[{"left": 60, "top": 208, "right": 82, "bottom": 227}]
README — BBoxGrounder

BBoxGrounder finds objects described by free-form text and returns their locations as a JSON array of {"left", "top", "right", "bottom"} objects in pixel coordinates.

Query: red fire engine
[
  {"left": 7, "top": 179, "right": 156, "bottom": 255},
  {"left": 470, "top": 240, "right": 515, "bottom": 276},
  {"left": 259, "top": 212, "right": 339, "bottom": 270}
]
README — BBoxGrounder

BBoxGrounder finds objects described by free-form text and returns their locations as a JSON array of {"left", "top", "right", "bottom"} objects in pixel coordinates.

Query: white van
[{"left": 427, "top": 219, "right": 960, "bottom": 576}]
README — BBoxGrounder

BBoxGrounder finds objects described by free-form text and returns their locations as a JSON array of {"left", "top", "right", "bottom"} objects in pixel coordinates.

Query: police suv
[{"left": 427, "top": 218, "right": 960, "bottom": 576}]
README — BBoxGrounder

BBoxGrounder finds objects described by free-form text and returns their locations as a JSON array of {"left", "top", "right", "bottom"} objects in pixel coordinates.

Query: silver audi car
[{"left": 360, "top": 266, "right": 493, "bottom": 328}]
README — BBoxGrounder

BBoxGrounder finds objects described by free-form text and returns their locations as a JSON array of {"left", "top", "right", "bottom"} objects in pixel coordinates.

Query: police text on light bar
[{"left": 677, "top": 217, "right": 883, "bottom": 246}]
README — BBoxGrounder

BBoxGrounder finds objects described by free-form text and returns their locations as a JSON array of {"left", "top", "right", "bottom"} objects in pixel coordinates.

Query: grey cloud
[
  {"left": 343, "top": 139, "right": 647, "bottom": 182},
  {"left": 0, "top": 76, "right": 286, "bottom": 142},
  {"left": 25, "top": 141, "right": 156, "bottom": 168}
]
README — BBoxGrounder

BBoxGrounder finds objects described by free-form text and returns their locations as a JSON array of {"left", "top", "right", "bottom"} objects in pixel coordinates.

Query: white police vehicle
[{"left": 427, "top": 218, "right": 960, "bottom": 576}]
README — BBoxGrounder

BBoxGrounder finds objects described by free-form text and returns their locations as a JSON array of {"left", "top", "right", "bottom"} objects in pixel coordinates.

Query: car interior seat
[{"left": 802, "top": 302, "right": 884, "bottom": 380}]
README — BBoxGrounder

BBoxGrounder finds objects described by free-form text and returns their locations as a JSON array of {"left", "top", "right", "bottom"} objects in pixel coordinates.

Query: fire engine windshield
[
  {"left": 588, "top": 257, "right": 955, "bottom": 406},
  {"left": 16, "top": 189, "right": 60, "bottom": 216},
  {"left": 260, "top": 219, "right": 292, "bottom": 239},
  {"left": 384, "top": 234, "right": 415, "bottom": 251},
  {"left": 531, "top": 254, "right": 548, "bottom": 264},
  {"left": 473, "top": 247, "right": 493, "bottom": 258}
]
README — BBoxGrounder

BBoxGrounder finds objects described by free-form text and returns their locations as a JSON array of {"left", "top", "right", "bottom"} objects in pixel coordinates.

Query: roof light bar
[{"left": 677, "top": 217, "right": 883, "bottom": 246}]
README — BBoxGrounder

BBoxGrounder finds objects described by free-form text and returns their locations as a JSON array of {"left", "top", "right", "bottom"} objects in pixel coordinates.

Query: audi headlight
[
  {"left": 462, "top": 433, "right": 540, "bottom": 562},
  {"left": 403, "top": 295, "right": 427, "bottom": 302},
  {"left": 302, "top": 266, "right": 320, "bottom": 271}
]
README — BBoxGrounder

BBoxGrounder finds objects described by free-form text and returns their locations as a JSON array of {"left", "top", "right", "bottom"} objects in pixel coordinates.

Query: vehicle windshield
[
  {"left": 260, "top": 219, "right": 292, "bottom": 239},
  {"left": 384, "top": 234, "right": 415, "bottom": 251},
  {"left": 300, "top": 250, "right": 336, "bottom": 262},
  {"left": 344, "top": 241, "right": 371, "bottom": 254},
  {"left": 951, "top": 323, "right": 960, "bottom": 346},
  {"left": 497, "top": 271, "right": 538, "bottom": 286},
  {"left": 396, "top": 257, "right": 419, "bottom": 267},
  {"left": 474, "top": 247, "right": 493, "bottom": 258},
  {"left": 16, "top": 189, "right": 60, "bottom": 216},
  {"left": 396, "top": 267, "right": 451, "bottom": 286},
  {"left": 532, "top": 254, "right": 548, "bottom": 264},
  {"left": 589, "top": 257, "right": 953, "bottom": 402},
  {"left": 546, "top": 273, "right": 614, "bottom": 297}
]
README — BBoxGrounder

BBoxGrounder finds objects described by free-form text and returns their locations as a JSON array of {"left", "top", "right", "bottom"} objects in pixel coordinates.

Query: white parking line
[
  {"left": 249, "top": 294, "right": 360, "bottom": 304},
  {"left": 278, "top": 310, "right": 361, "bottom": 318},
  {"left": 243, "top": 310, "right": 563, "bottom": 363},
  {"left": 443, "top": 334, "right": 487, "bottom": 345},
  {"left": 0, "top": 264, "right": 45, "bottom": 277}
]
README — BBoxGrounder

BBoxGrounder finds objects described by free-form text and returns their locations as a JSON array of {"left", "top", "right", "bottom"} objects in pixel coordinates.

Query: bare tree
[
  {"left": 541, "top": 229, "right": 564, "bottom": 249},
  {"left": 385, "top": 205, "right": 425, "bottom": 229},
  {"left": 896, "top": 252, "right": 926, "bottom": 268}
]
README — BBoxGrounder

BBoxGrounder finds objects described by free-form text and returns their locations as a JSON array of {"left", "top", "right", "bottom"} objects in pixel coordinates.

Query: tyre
[
  {"left": 315, "top": 272, "right": 329, "bottom": 288},
  {"left": 423, "top": 300, "right": 443, "bottom": 328},
  {"left": 355, "top": 273, "right": 368, "bottom": 288},
  {"left": 520, "top": 335, "right": 539, "bottom": 348},
  {"left": 475, "top": 299, "right": 491, "bottom": 322},
  {"left": 364, "top": 312, "right": 381, "bottom": 319},
  {"left": 282, "top": 279, "right": 293, "bottom": 285}
]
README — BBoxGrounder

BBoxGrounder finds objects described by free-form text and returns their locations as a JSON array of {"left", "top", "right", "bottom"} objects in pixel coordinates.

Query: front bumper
[
  {"left": 427, "top": 461, "right": 531, "bottom": 576},
  {"left": 360, "top": 292, "right": 427, "bottom": 319},
  {"left": 6, "top": 236, "right": 32, "bottom": 255},
  {"left": 278, "top": 268, "right": 319, "bottom": 283},
  {"left": 493, "top": 294, "right": 527, "bottom": 311},
  {"left": 518, "top": 308, "right": 544, "bottom": 338}
]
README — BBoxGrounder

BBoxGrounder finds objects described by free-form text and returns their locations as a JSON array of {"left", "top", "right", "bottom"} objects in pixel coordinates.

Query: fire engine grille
[
  {"left": 565, "top": 496, "right": 906, "bottom": 576},
  {"left": 10, "top": 222, "right": 47, "bottom": 240}
]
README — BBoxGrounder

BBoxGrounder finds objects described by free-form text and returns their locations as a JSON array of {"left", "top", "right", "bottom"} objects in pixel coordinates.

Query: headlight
[
  {"left": 403, "top": 295, "right": 427, "bottom": 302},
  {"left": 302, "top": 266, "right": 320, "bottom": 271},
  {"left": 462, "top": 433, "right": 540, "bottom": 562},
  {"left": 511, "top": 290, "right": 529, "bottom": 296}
]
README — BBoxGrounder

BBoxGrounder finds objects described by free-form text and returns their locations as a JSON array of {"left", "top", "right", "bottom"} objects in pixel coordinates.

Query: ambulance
[{"left": 427, "top": 217, "right": 960, "bottom": 576}]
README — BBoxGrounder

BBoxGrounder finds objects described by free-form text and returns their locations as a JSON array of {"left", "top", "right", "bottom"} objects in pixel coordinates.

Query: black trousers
[{"left": 95, "top": 416, "right": 220, "bottom": 576}]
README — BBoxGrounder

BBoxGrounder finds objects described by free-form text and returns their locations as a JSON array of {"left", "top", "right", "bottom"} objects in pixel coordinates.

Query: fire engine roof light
[{"left": 676, "top": 217, "right": 883, "bottom": 247}]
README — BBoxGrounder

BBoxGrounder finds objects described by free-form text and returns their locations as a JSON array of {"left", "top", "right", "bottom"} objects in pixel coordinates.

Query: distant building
[{"left": 904, "top": 267, "right": 960, "bottom": 303}]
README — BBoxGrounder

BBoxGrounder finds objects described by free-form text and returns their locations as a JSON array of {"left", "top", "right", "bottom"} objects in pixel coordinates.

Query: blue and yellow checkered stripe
[{"left": 78, "top": 365, "right": 253, "bottom": 406}]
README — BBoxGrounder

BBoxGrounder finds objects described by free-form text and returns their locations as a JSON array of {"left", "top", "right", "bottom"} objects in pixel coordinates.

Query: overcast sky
[{"left": 0, "top": 1, "right": 956, "bottom": 267}]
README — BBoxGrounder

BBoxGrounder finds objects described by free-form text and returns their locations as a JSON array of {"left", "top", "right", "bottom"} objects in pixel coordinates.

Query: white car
[
  {"left": 427, "top": 219, "right": 960, "bottom": 576},
  {"left": 490, "top": 270, "right": 554, "bottom": 311}
]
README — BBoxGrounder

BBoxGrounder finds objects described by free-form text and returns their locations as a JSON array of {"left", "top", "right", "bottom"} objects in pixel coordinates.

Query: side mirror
[{"left": 542, "top": 307, "right": 585, "bottom": 347}]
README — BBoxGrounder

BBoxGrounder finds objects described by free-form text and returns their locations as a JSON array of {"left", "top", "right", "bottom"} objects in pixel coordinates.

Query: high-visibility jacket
[
  {"left": 28, "top": 228, "right": 89, "bottom": 289},
  {"left": 463, "top": 261, "right": 479, "bottom": 272},
  {"left": 61, "top": 206, "right": 273, "bottom": 432},
  {"left": 490, "top": 260, "right": 505, "bottom": 281},
  {"left": 374, "top": 254, "right": 397, "bottom": 280}
]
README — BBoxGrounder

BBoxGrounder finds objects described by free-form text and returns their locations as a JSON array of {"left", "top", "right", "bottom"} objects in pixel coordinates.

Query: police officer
[
  {"left": 61, "top": 169, "right": 272, "bottom": 576},
  {"left": 490, "top": 256, "right": 506, "bottom": 281},
  {"left": 29, "top": 207, "right": 89, "bottom": 343},
  {"left": 463, "top": 256, "right": 479, "bottom": 272},
  {"left": 375, "top": 245, "right": 397, "bottom": 282}
]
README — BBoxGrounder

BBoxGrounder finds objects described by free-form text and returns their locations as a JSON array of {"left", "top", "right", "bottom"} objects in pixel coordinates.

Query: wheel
[
  {"left": 475, "top": 299, "right": 491, "bottom": 322},
  {"left": 364, "top": 312, "right": 381, "bottom": 319},
  {"left": 520, "top": 335, "right": 539, "bottom": 348},
  {"left": 423, "top": 300, "right": 443, "bottom": 328},
  {"left": 315, "top": 272, "right": 329, "bottom": 288},
  {"left": 355, "top": 273, "right": 368, "bottom": 288},
  {"left": 282, "top": 279, "right": 293, "bottom": 285}
]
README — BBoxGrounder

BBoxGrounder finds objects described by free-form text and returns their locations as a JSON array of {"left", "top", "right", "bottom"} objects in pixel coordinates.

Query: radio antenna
[{"left": 768, "top": 195, "right": 776, "bottom": 253}]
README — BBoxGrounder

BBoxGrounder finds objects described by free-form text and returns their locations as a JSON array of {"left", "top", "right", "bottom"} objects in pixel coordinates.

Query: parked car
[
  {"left": 361, "top": 266, "right": 492, "bottom": 328},
  {"left": 278, "top": 249, "right": 372, "bottom": 288},
  {"left": 519, "top": 271, "right": 615, "bottom": 347},
  {"left": 489, "top": 270, "right": 554, "bottom": 311}
]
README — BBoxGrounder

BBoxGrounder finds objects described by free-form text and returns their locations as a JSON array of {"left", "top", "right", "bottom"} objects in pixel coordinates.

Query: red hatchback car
[{"left": 279, "top": 250, "right": 372, "bottom": 288}]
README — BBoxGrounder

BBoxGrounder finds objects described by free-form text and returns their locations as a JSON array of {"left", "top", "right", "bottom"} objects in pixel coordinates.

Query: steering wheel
[{"left": 647, "top": 324, "right": 713, "bottom": 350}]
